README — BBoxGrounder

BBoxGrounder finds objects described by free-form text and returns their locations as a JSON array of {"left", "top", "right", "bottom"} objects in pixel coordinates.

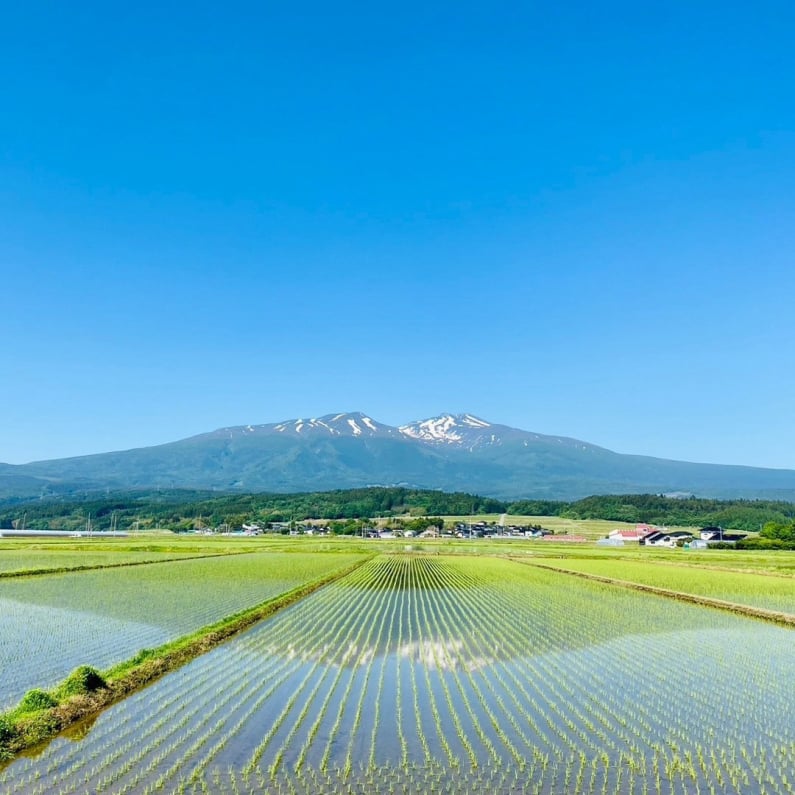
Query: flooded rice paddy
[{"left": 2, "top": 554, "right": 794, "bottom": 794}]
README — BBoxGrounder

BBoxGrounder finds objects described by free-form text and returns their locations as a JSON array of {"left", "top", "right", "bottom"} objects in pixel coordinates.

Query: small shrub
[
  {"left": 19, "top": 689, "right": 57, "bottom": 713},
  {"left": 59, "top": 665, "right": 107, "bottom": 698},
  {"left": 737, "top": 537, "right": 793, "bottom": 550}
]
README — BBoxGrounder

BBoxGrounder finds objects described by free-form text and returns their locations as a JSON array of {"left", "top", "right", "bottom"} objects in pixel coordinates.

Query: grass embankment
[
  {"left": 523, "top": 560, "right": 795, "bottom": 628},
  {"left": 0, "top": 555, "right": 370, "bottom": 761}
]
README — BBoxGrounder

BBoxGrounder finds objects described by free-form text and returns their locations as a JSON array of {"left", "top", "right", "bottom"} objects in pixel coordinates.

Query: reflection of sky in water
[
  {"left": 0, "top": 598, "right": 167, "bottom": 709},
  {"left": 502, "top": 624, "right": 795, "bottom": 747},
  {"left": 274, "top": 633, "right": 494, "bottom": 671},
  {"left": 242, "top": 576, "right": 759, "bottom": 671}
]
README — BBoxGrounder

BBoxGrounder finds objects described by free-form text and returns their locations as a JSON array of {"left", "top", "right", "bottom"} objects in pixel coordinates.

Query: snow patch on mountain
[
  {"left": 269, "top": 412, "right": 394, "bottom": 438},
  {"left": 347, "top": 418, "right": 363, "bottom": 436},
  {"left": 461, "top": 414, "right": 490, "bottom": 428},
  {"left": 228, "top": 412, "right": 509, "bottom": 447},
  {"left": 398, "top": 413, "right": 495, "bottom": 446}
]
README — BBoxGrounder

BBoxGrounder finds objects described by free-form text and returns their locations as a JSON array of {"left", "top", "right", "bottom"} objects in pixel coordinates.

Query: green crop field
[
  {"left": 0, "top": 546, "right": 224, "bottom": 576},
  {"left": 0, "top": 550, "right": 364, "bottom": 708},
  {"left": 530, "top": 556, "right": 795, "bottom": 615},
  {"left": 2, "top": 547, "right": 795, "bottom": 794}
]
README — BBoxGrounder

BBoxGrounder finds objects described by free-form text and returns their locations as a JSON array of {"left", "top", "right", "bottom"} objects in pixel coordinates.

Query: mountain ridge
[{"left": 1, "top": 412, "right": 793, "bottom": 501}]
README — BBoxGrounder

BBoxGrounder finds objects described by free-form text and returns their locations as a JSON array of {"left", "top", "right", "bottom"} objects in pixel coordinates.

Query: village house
[
  {"left": 699, "top": 526, "right": 746, "bottom": 545},
  {"left": 608, "top": 527, "right": 649, "bottom": 542}
]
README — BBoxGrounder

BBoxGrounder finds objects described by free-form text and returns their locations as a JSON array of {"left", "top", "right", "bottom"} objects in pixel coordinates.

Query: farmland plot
[
  {"left": 0, "top": 552, "right": 363, "bottom": 708},
  {"left": 0, "top": 548, "right": 218, "bottom": 576},
  {"left": 532, "top": 557, "right": 795, "bottom": 615},
  {"left": 3, "top": 554, "right": 795, "bottom": 794}
]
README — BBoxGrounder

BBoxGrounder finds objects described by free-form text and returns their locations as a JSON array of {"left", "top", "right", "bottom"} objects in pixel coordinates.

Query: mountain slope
[{"left": 2, "top": 412, "right": 793, "bottom": 501}]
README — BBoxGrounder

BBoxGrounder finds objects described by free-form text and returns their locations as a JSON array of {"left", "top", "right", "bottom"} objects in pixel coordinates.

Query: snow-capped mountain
[
  {"left": 211, "top": 412, "right": 504, "bottom": 447},
  {"left": 3, "top": 411, "right": 794, "bottom": 501},
  {"left": 206, "top": 411, "right": 593, "bottom": 454}
]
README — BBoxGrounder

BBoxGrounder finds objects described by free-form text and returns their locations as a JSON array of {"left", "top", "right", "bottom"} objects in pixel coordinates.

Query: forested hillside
[{"left": 2, "top": 488, "right": 793, "bottom": 533}]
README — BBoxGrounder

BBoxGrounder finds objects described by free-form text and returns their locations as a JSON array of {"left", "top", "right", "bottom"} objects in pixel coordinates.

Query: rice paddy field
[
  {"left": 529, "top": 556, "right": 795, "bottom": 615},
  {"left": 2, "top": 543, "right": 795, "bottom": 795},
  {"left": 0, "top": 551, "right": 364, "bottom": 709},
  {"left": 0, "top": 548, "right": 223, "bottom": 576}
]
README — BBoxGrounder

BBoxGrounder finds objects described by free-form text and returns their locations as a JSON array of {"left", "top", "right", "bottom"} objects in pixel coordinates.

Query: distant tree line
[
  {"left": 557, "top": 494, "right": 795, "bottom": 532},
  {"left": 1, "top": 488, "right": 792, "bottom": 534},
  {"left": 738, "top": 520, "right": 795, "bottom": 550}
]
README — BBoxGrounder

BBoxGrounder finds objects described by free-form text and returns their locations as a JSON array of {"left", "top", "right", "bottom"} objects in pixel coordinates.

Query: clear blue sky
[{"left": 2, "top": 1, "right": 794, "bottom": 468}]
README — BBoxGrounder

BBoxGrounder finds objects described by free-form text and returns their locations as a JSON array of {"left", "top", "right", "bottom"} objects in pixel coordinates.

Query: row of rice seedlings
[
  {"left": 337, "top": 560, "right": 402, "bottom": 778},
  {"left": 363, "top": 586, "right": 397, "bottom": 772},
  {"left": 494, "top": 564, "right": 720, "bottom": 752},
  {"left": 261, "top": 555, "right": 497, "bottom": 775},
  {"left": 403, "top": 558, "right": 433, "bottom": 766},
  {"left": 368, "top": 559, "right": 451, "bottom": 773},
  {"left": 624, "top": 626, "right": 795, "bottom": 790},
  {"left": 393, "top": 569, "right": 410, "bottom": 769},
  {"left": 426, "top": 562, "right": 547, "bottom": 768},
  {"left": 189, "top": 758, "right": 615, "bottom": 795},
  {"left": 315, "top": 561, "right": 398, "bottom": 774},
  {"left": 242, "top": 557, "right": 400, "bottom": 776},
  {"left": 179, "top": 649, "right": 307, "bottom": 789},
  {"left": 280, "top": 556, "right": 400, "bottom": 776},
  {"left": 647, "top": 648, "right": 792, "bottom": 792},
  {"left": 539, "top": 631, "right": 657, "bottom": 759},
  {"left": 443, "top": 562, "right": 611, "bottom": 768},
  {"left": 137, "top": 650, "right": 280, "bottom": 793},
  {"left": 408, "top": 558, "right": 460, "bottom": 769},
  {"left": 430, "top": 559, "right": 600, "bottom": 761},
  {"left": 188, "top": 751, "right": 795, "bottom": 795},
  {"left": 65, "top": 633, "right": 289, "bottom": 795},
  {"left": 426, "top": 557, "right": 576, "bottom": 769},
  {"left": 534, "top": 566, "right": 795, "bottom": 791},
  {"left": 246, "top": 554, "right": 385, "bottom": 664},
  {"left": 412, "top": 556, "right": 500, "bottom": 769}
]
